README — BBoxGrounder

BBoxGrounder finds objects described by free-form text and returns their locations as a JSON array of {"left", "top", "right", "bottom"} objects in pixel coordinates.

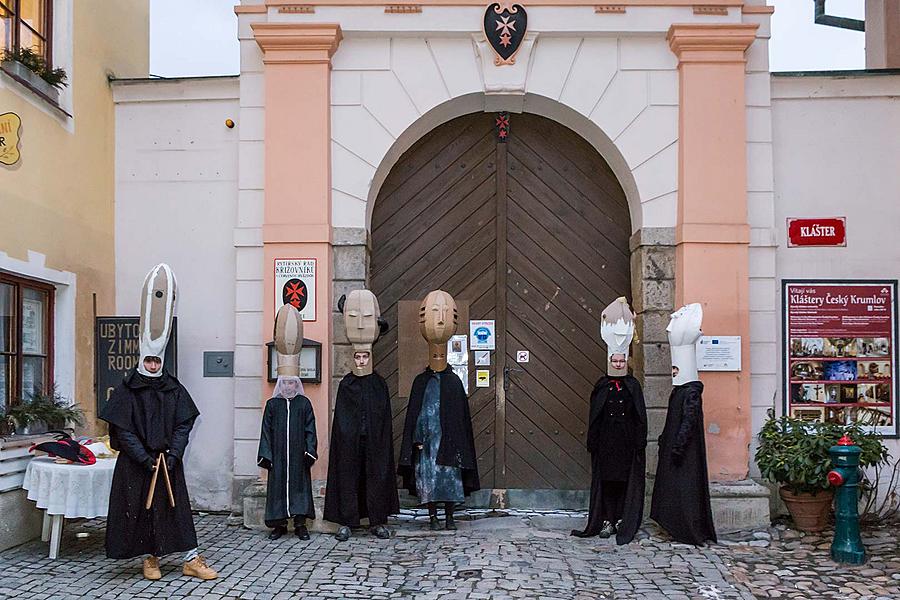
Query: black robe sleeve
[
  {"left": 672, "top": 386, "right": 701, "bottom": 460},
  {"left": 304, "top": 398, "right": 318, "bottom": 464},
  {"left": 112, "top": 425, "right": 153, "bottom": 468},
  {"left": 257, "top": 400, "right": 274, "bottom": 470}
]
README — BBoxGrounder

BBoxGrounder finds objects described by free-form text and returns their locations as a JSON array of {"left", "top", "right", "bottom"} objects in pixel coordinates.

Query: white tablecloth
[{"left": 22, "top": 456, "right": 117, "bottom": 518}]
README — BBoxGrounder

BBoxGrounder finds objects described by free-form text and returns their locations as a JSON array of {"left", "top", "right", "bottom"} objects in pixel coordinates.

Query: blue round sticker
[{"left": 474, "top": 326, "right": 491, "bottom": 342}]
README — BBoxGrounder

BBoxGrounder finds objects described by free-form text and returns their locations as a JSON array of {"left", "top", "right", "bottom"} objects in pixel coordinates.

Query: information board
[{"left": 783, "top": 281, "right": 898, "bottom": 436}]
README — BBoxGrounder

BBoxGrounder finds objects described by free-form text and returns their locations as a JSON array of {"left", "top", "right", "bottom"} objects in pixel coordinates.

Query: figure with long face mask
[
  {"left": 257, "top": 304, "right": 318, "bottom": 541},
  {"left": 572, "top": 297, "right": 648, "bottom": 544},
  {"left": 324, "top": 290, "right": 399, "bottom": 542},
  {"left": 650, "top": 303, "right": 717, "bottom": 545},
  {"left": 398, "top": 290, "right": 480, "bottom": 530},
  {"left": 100, "top": 264, "right": 217, "bottom": 581}
]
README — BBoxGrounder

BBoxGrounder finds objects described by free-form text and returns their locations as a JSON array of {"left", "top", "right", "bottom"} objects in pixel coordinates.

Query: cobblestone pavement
[
  {"left": 0, "top": 510, "right": 896, "bottom": 600},
  {"left": 712, "top": 519, "right": 900, "bottom": 600}
]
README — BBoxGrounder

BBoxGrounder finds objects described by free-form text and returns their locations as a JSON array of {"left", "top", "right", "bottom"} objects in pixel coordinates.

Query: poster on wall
[
  {"left": 783, "top": 280, "right": 899, "bottom": 437},
  {"left": 274, "top": 258, "right": 317, "bottom": 322}
]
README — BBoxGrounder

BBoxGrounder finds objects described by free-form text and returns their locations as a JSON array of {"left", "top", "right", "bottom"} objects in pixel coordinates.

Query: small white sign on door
[
  {"left": 469, "top": 320, "right": 496, "bottom": 350},
  {"left": 474, "top": 351, "right": 490, "bottom": 366},
  {"left": 516, "top": 350, "right": 530, "bottom": 363}
]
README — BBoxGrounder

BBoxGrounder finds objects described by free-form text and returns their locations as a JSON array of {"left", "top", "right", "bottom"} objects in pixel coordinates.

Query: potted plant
[
  {"left": 0, "top": 407, "right": 11, "bottom": 437},
  {"left": 756, "top": 413, "right": 888, "bottom": 531},
  {"left": 7, "top": 388, "right": 84, "bottom": 435},
  {"left": 0, "top": 47, "right": 68, "bottom": 104}
]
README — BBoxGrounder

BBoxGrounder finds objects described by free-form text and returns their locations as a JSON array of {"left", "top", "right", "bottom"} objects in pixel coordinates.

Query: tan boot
[
  {"left": 142, "top": 556, "right": 162, "bottom": 580},
  {"left": 182, "top": 555, "right": 218, "bottom": 580}
]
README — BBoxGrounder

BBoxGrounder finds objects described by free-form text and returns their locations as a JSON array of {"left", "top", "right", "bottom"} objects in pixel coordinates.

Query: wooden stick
[
  {"left": 144, "top": 454, "right": 161, "bottom": 510},
  {"left": 160, "top": 454, "right": 175, "bottom": 508}
]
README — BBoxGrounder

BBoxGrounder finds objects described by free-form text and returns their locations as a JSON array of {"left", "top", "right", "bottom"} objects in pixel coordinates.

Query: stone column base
[
  {"left": 242, "top": 479, "right": 338, "bottom": 534},
  {"left": 710, "top": 479, "right": 771, "bottom": 533}
]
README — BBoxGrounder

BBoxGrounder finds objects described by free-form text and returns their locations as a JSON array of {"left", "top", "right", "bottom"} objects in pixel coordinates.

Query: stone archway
[{"left": 369, "top": 111, "right": 633, "bottom": 490}]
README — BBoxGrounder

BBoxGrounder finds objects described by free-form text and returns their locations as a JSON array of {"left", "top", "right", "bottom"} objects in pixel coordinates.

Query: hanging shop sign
[
  {"left": 483, "top": 2, "right": 527, "bottom": 66},
  {"left": 95, "top": 317, "right": 177, "bottom": 416},
  {"left": 787, "top": 217, "right": 846, "bottom": 247},
  {"left": 274, "top": 258, "right": 317, "bottom": 321},
  {"left": 783, "top": 280, "right": 898, "bottom": 437},
  {"left": 0, "top": 112, "right": 22, "bottom": 166}
]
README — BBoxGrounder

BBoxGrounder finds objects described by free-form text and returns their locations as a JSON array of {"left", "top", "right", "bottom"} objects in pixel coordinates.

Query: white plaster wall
[
  {"left": 234, "top": 10, "right": 268, "bottom": 487},
  {"left": 771, "top": 73, "right": 900, "bottom": 482},
  {"left": 113, "top": 77, "right": 240, "bottom": 511},
  {"left": 744, "top": 13, "right": 778, "bottom": 476},
  {"left": 328, "top": 33, "right": 680, "bottom": 234}
]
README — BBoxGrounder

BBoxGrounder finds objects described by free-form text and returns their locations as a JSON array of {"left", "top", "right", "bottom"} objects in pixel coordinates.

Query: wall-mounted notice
[
  {"left": 783, "top": 280, "right": 898, "bottom": 437},
  {"left": 274, "top": 258, "right": 317, "bottom": 321},
  {"left": 696, "top": 336, "right": 741, "bottom": 371},
  {"left": 470, "top": 320, "right": 496, "bottom": 350}
]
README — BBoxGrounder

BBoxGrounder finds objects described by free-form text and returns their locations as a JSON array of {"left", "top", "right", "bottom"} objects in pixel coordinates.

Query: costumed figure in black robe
[
  {"left": 324, "top": 290, "right": 399, "bottom": 541},
  {"left": 100, "top": 263, "right": 218, "bottom": 581},
  {"left": 572, "top": 297, "right": 647, "bottom": 544},
  {"left": 257, "top": 303, "right": 318, "bottom": 541},
  {"left": 651, "top": 303, "right": 717, "bottom": 545},
  {"left": 398, "top": 290, "right": 480, "bottom": 530}
]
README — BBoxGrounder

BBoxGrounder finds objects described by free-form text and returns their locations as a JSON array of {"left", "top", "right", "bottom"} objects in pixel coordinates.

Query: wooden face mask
[
  {"left": 419, "top": 290, "right": 458, "bottom": 345},
  {"left": 343, "top": 289, "right": 380, "bottom": 376},
  {"left": 274, "top": 303, "right": 304, "bottom": 377}
]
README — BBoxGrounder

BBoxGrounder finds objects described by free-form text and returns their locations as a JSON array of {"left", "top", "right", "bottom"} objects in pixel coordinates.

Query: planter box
[{"left": 0, "top": 59, "right": 60, "bottom": 105}]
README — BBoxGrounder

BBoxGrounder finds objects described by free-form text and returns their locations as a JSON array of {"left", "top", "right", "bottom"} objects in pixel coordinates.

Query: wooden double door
[{"left": 371, "top": 112, "right": 631, "bottom": 489}]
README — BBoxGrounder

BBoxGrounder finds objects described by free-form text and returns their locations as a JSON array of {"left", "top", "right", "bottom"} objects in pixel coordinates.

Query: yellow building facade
[{"left": 0, "top": 1, "right": 149, "bottom": 549}]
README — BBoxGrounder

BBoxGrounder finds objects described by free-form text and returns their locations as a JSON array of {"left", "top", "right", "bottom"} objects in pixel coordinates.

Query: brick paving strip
[{"left": 0, "top": 510, "right": 895, "bottom": 600}]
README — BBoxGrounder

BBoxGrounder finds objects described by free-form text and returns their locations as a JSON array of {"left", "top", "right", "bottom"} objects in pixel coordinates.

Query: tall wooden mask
[
  {"left": 343, "top": 289, "right": 381, "bottom": 376},
  {"left": 274, "top": 303, "right": 304, "bottom": 377},
  {"left": 419, "top": 290, "right": 458, "bottom": 345}
]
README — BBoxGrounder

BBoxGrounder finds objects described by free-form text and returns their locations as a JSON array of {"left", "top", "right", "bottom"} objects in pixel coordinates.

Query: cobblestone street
[{"left": 0, "top": 511, "right": 897, "bottom": 600}]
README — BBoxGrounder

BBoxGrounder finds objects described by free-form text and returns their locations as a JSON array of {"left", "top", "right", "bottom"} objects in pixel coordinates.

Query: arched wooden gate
[{"left": 371, "top": 112, "right": 631, "bottom": 489}]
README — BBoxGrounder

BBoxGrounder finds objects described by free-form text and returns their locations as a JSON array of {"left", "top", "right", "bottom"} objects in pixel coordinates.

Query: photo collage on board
[{"left": 789, "top": 336, "right": 893, "bottom": 426}]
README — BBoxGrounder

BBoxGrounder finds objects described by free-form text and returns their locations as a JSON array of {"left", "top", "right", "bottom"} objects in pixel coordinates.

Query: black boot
[
  {"left": 428, "top": 503, "right": 441, "bottom": 531},
  {"left": 444, "top": 502, "right": 457, "bottom": 531},
  {"left": 370, "top": 525, "right": 391, "bottom": 539},
  {"left": 268, "top": 525, "right": 287, "bottom": 540},
  {"left": 597, "top": 521, "right": 615, "bottom": 539},
  {"left": 293, "top": 518, "right": 310, "bottom": 540}
]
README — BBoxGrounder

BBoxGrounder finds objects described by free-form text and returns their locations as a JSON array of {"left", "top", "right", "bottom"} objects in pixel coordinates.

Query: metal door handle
[{"left": 503, "top": 365, "right": 523, "bottom": 391}]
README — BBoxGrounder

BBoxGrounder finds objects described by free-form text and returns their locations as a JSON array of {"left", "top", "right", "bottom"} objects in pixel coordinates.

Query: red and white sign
[
  {"left": 787, "top": 217, "right": 846, "bottom": 247},
  {"left": 274, "top": 258, "right": 317, "bottom": 322}
]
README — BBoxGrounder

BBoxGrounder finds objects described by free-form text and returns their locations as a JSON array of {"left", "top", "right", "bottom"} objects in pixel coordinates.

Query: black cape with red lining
[
  {"left": 572, "top": 374, "right": 647, "bottom": 545},
  {"left": 323, "top": 371, "right": 399, "bottom": 526},
  {"left": 398, "top": 366, "right": 480, "bottom": 497},
  {"left": 650, "top": 380, "right": 717, "bottom": 545},
  {"left": 99, "top": 369, "right": 200, "bottom": 559}
]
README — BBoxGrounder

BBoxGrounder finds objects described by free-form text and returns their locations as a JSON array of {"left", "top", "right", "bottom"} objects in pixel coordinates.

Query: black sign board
[{"left": 95, "top": 317, "right": 177, "bottom": 416}]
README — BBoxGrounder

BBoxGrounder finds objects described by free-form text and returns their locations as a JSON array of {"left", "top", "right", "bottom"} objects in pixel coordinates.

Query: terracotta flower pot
[{"left": 779, "top": 486, "right": 834, "bottom": 532}]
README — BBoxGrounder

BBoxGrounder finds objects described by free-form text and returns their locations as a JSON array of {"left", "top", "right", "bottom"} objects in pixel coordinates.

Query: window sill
[{"left": 0, "top": 60, "right": 71, "bottom": 118}]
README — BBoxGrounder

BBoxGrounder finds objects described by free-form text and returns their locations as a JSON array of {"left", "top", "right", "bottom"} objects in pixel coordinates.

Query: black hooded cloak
[
  {"left": 398, "top": 367, "right": 480, "bottom": 496},
  {"left": 257, "top": 394, "right": 318, "bottom": 526},
  {"left": 324, "top": 372, "right": 399, "bottom": 527},
  {"left": 651, "top": 380, "right": 717, "bottom": 545},
  {"left": 99, "top": 369, "right": 200, "bottom": 559},
  {"left": 572, "top": 374, "right": 647, "bottom": 545}
]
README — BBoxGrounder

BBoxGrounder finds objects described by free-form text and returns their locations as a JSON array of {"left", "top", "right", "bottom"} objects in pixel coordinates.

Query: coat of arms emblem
[{"left": 483, "top": 2, "right": 528, "bottom": 66}]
